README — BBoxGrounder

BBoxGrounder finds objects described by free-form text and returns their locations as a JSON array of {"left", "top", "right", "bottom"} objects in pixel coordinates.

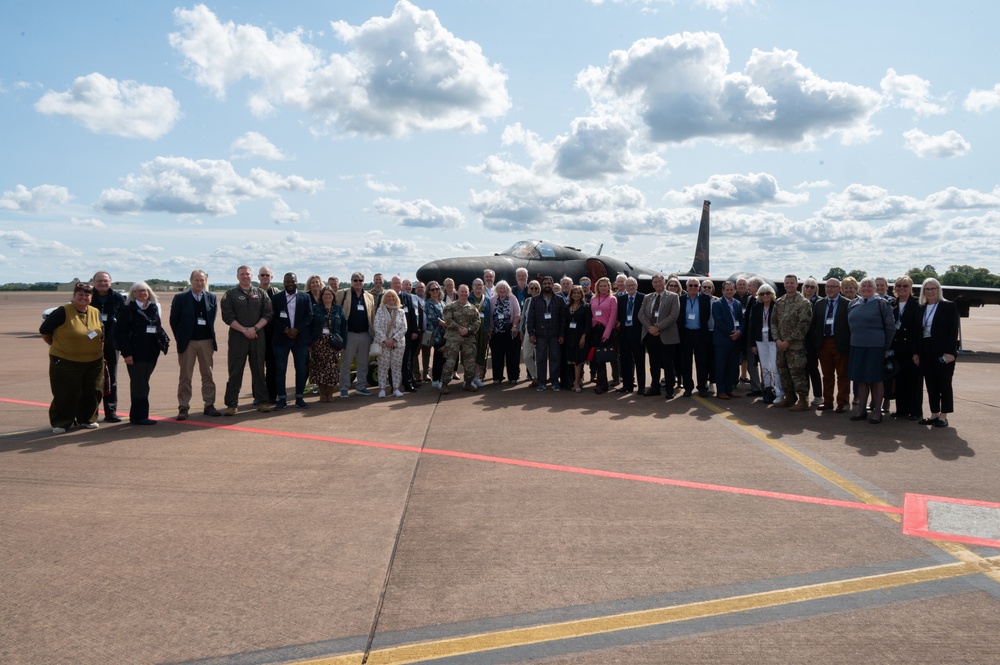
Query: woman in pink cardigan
[{"left": 589, "top": 276, "right": 618, "bottom": 394}]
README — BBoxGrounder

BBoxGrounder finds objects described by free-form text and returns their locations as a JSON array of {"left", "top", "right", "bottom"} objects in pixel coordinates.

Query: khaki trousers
[{"left": 177, "top": 338, "right": 217, "bottom": 408}]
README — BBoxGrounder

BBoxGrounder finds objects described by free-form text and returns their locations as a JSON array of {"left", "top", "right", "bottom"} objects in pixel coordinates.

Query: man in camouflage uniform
[
  {"left": 221, "top": 265, "right": 274, "bottom": 415},
  {"left": 772, "top": 274, "right": 813, "bottom": 411},
  {"left": 439, "top": 284, "right": 481, "bottom": 394}
]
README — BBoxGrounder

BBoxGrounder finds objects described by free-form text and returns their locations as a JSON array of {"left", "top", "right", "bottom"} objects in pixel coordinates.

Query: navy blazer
[
  {"left": 616, "top": 292, "right": 645, "bottom": 338},
  {"left": 711, "top": 297, "right": 744, "bottom": 344},
  {"left": 169, "top": 290, "right": 218, "bottom": 355},
  {"left": 271, "top": 290, "right": 314, "bottom": 348},
  {"left": 680, "top": 292, "right": 713, "bottom": 337},
  {"left": 400, "top": 291, "right": 422, "bottom": 337},
  {"left": 809, "top": 295, "right": 851, "bottom": 355}
]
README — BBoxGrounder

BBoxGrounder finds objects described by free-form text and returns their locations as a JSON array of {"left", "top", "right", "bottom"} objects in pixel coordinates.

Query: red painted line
[
  {"left": 903, "top": 493, "right": 1000, "bottom": 549},
  {"left": 2, "top": 397, "right": 903, "bottom": 515}
]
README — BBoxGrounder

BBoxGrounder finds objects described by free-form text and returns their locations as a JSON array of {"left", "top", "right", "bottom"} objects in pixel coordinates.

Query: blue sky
[{"left": 3, "top": 0, "right": 999, "bottom": 284}]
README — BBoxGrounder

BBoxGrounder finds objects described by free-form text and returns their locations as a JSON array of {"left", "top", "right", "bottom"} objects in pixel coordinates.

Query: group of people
[{"left": 40, "top": 265, "right": 960, "bottom": 433}]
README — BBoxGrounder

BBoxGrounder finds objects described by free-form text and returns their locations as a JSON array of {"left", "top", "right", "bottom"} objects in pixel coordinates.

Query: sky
[{"left": 3, "top": 0, "right": 1000, "bottom": 285}]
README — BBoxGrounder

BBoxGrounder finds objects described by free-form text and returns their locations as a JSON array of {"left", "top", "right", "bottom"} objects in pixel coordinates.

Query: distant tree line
[{"left": 821, "top": 265, "right": 1000, "bottom": 288}]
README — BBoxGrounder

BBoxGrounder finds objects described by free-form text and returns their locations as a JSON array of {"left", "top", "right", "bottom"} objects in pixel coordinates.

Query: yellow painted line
[
  {"left": 296, "top": 555, "right": 1000, "bottom": 665},
  {"left": 698, "top": 398, "right": 1000, "bottom": 583}
]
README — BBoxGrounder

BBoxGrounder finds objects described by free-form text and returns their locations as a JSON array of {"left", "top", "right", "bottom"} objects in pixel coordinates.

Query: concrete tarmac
[{"left": 2, "top": 291, "right": 1000, "bottom": 664}]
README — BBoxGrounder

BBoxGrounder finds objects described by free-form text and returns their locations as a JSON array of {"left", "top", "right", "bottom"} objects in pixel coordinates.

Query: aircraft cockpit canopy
[{"left": 502, "top": 240, "right": 558, "bottom": 259}]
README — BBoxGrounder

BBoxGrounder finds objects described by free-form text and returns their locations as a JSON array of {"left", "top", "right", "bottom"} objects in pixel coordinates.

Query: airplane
[
  {"left": 415, "top": 238, "right": 660, "bottom": 289},
  {"left": 417, "top": 200, "right": 1000, "bottom": 317}
]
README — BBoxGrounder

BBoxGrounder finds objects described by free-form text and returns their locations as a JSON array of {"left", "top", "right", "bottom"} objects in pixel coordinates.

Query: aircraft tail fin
[
  {"left": 596, "top": 243, "right": 603, "bottom": 256},
  {"left": 689, "top": 200, "right": 710, "bottom": 276}
]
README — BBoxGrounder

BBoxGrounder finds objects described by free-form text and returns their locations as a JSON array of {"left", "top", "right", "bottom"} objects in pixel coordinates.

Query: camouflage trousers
[
  {"left": 777, "top": 347, "right": 809, "bottom": 397},
  {"left": 442, "top": 336, "right": 477, "bottom": 383}
]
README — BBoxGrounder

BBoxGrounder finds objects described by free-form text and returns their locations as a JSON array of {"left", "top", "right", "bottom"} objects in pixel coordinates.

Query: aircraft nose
[{"left": 415, "top": 260, "right": 442, "bottom": 284}]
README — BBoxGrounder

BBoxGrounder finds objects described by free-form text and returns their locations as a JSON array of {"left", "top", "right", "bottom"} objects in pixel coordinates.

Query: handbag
[
  {"left": 433, "top": 325, "right": 446, "bottom": 348},
  {"left": 592, "top": 345, "right": 616, "bottom": 364},
  {"left": 327, "top": 333, "right": 344, "bottom": 351}
]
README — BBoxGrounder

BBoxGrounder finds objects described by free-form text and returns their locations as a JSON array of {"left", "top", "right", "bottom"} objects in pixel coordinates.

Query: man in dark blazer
[
  {"left": 169, "top": 269, "right": 221, "bottom": 420},
  {"left": 889, "top": 277, "right": 922, "bottom": 420},
  {"left": 271, "top": 272, "right": 314, "bottom": 409},
  {"left": 392, "top": 276, "right": 422, "bottom": 392},
  {"left": 679, "top": 278, "right": 714, "bottom": 397},
  {"left": 810, "top": 278, "right": 851, "bottom": 412},
  {"left": 711, "top": 281, "right": 744, "bottom": 399},
  {"left": 638, "top": 274, "right": 680, "bottom": 398},
  {"left": 615, "top": 277, "right": 645, "bottom": 393}
]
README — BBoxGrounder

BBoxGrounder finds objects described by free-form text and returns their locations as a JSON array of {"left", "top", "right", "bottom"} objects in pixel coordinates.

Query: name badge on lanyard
[
  {"left": 146, "top": 326, "right": 158, "bottom": 334},
  {"left": 569, "top": 321, "right": 577, "bottom": 329},
  {"left": 357, "top": 304, "right": 365, "bottom": 312},
  {"left": 197, "top": 317, "right": 207, "bottom": 326}
]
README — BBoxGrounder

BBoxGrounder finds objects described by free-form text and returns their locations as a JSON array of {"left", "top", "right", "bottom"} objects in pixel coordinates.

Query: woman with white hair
[
  {"left": 373, "top": 289, "right": 408, "bottom": 398},
  {"left": 748, "top": 283, "right": 783, "bottom": 404},
  {"left": 114, "top": 281, "right": 170, "bottom": 425},
  {"left": 914, "top": 278, "right": 959, "bottom": 428}
]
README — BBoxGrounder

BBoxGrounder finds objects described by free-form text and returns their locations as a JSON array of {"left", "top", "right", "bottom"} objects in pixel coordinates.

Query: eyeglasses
[
  {"left": 429, "top": 287, "right": 439, "bottom": 291},
  {"left": 352, "top": 279, "right": 363, "bottom": 283},
  {"left": 923, "top": 287, "right": 938, "bottom": 291},
  {"left": 258, "top": 274, "right": 271, "bottom": 278},
  {"left": 74, "top": 285, "right": 93, "bottom": 293},
  {"left": 135, "top": 288, "right": 148, "bottom": 293}
]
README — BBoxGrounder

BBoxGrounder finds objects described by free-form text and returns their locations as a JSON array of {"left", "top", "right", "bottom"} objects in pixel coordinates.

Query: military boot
[
  {"left": 788, "top": 394, "right": 811, "bottom": 411},
  {"left": 775, "top": 395, "right": 796, "bottom": 408}
]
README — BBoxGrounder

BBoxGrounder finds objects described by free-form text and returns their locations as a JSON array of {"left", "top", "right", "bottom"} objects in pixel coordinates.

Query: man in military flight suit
[
  {"left": 772, "top": 274, "right": 813, "bottom": 411},
  {"left": 221, "top": 265, "right": 274, "bottom": 415},
  {"left": 439, "top": 284, "right": 481, "bottom": 394}
]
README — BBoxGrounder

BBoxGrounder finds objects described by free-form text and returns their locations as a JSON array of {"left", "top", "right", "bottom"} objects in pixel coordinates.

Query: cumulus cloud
[
  {"left": 964, "top": 84, "right": 1000, "bottom": 113},
  {"left": 230, "top": 132, "right": 289, "bottom": 160},
  {"left": 34, "top": 73, "right": 180, "bottom": 139},
  {"left": 364, "top": 238, "right": 418, "bottom": 256},
  {"left": 588, "top": 0, "right": 755, "bottom": 11},
  {"left": 880, "top": 69, "right": 947, "bottom": 116},
  {"left": 170, "top": 1, "right": 511, "bottom": 137},
  {"left": 664, "top": 173, "right": 808, "bottom": 207},
  {"left": 373, "top": 197, "right": 464, "bottom": 229},
  {"left": 71, "top": 217, "right": 106, "bottom": 229},
  {"left": 902, "top": 128, "right": 970, "bottom": 158},
  {"left": 553, "top": 115, "right": 663, "bottom": 180},
  {"left": 577, "top": 32, "right": 881, "bottom": 149},
  {"left": 0, "top": 184, "right": 71, "bottom": 212},
  {"left": 365, "top": 176, "right": 400, "bottom": 192},
  {"left": 0, "top": 230, "right": 83, "bottom": 257},
  {"left": 96, "top": 157, "right": 324, "bottom": 215},
  {"left": 271, "top": 199, "right": 308, "bottom": 223}
]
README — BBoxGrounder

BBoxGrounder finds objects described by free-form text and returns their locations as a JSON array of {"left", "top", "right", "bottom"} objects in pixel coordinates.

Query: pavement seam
[{"left": 360, "top": 392, "right": 441, "bottom": 664}]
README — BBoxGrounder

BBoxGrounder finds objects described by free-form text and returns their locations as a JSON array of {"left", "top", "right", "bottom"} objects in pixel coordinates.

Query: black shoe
[
  {"left": 274, "top": 398, "right": 287, "bottom": 410},
  {"left": 683, "top": 390, "right": 693, "bottom": 397},
  {"left": 642, "top": 388, "right": 661, "bottom": 396},
  {"left": 934, "top": 418, "right": 949, "bottom": 428},
  {"left": 203, "top": 406, "right": 223, "bottom": 417},
  {"left": 132, "top": 418, "right": 157, "bottom": 426},
  {"left": 405, "top": 385, "right": 418, "bottom": 393},
  {"left": 615, "top": 386, "right": 634, "bottom": 393},
  {"left": 295, "top": 398, "right": 309, "bottom": 409},
  {"left": 918, "top": 417, "right": 939, "bottom": 426},
  {"left": 697, "top": 389, "right": 711, "bottom": 398},
  {"left": 850, "top": 410, "right": 868, "bottom": 421},
  {"left": 103, "top": 413, "right": 122, "bottom": 423},
  {"left": 747, "top": 390, "right": 762, "bottom": 397}
]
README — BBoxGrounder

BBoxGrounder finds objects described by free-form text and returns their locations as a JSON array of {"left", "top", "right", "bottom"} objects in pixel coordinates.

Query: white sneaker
[
  {"left": 378, "top": 389, "right": 387, "bottom": 398},
  {"left": 393, "top": 389, "right": 403, "bottom": 397},
  {"left": 52, "top": 427, "right": 67, "bottom": 434},
  {"left": 81, "top": 422, "right": 99, "bottom": 429}
]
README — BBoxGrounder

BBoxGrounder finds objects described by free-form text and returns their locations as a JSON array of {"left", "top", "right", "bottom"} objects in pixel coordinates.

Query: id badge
[
  {"left": 100, "top": 313, "right": 108, "bottom": 322},
  {"left": 826, "top": 317, "right": 834, "bottom": 326},
  {"left": 87, "top": 330, "right": 99, "bottom": 339},
  {"left": 688, "top": 313, "right": 696, "bottom": 320},
  {"left": 357, "top": 304, "right": 365, "bottom": 311},
  {"left": 923, "top": 325, "right": 931, "bottom": 338},
  {"left": 280, "top": 311, "right": 289, "bottom": 318},
  {"left": 569, "top": 321, "right": 578, "bottom": 329},
  {"left": 594, "top": 309, "right": 602, "bottom": 316},
  {"left": 197, "top": 317, "right": 207, "bottom": 326},
  {"left": 734, "top": 321, "right": 740, "bottom": 329},
  {"left": 146, "top": 326, "right": 157, "bottom": 334},
  {"left": 544, "top": 313, "right": 552, "bottom": 320},
  {"left": 762, "top": 325, "right": 769, "bottom": 335},
  {"left": 626, "top": 315, "right": 633, "bottom": 325},
  {"left": 402, "top": 307, "right": 408, "bottom": 313},
  {"left": 322, "top": 327, "right": 330, "bottom": 335}
]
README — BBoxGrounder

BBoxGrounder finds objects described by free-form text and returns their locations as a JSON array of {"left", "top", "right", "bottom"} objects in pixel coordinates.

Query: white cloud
[
  {"left": 230, "top": 132, "right": 290, "bottom": 160},
  {"left": 664, "top": 173, "right": 809, "bottom": 207},
  {"left": 373, "top": 197, "right": 465, "bottom": 229},
  {"left": 137, "top": 245, "right": 164, "bottom": 253},
  {"left": 96, "top": 157, "right": 324, "bottom": 216},
  {"left": 902, "top": 128, "right": 970, "bottom": 158},
  {"left": 577, "top": 32, "right": 881, "bottom": 149},
  {"left": 271, "top": 199, "right": 308, "bottom": 223},
  {"left": 963, "top": 83, "right": 1000, "bottom": 113},
  {"left": 71, "top": 217, "right": 106, "bottom": 229},
  {"left": 796, "top": 180, "right": 833, "bottom": 189},
  {"left": 880, "top": 69, "right": 948, "bottom": 116},
  {"left": 0, "top": 184, "right": 72, "bottom": 212},
  {"left": 365, "top": 176, "right": 400, "bottom": 192},
  {"left": 0, "top": 230, "right": 83, "bottom": 257},
  {"left": 170, "top": 1, "right": 511, "bottom": 137},
  {"left": 587, "top": 0, "right": 755, "bottom": 12},
  {"left": 34, "top": 72, "right": 180, "bottom": 139},
  {"left": 364, "top": 238, "right": 418, "bottom": 256},
  {"left": 553, "top": 115, "right": 663, "bottom": 180}
]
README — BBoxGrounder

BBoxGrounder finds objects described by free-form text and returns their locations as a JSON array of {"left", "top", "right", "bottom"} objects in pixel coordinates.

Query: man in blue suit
[
  {"left": 711, "top": 280, "right": 744, "bottom": 400},
  {"left": 169, "top": 269, "right": 221, "bottom": 420},
  {"left": 680, "top": 278, "right": 714, "bottom": 397},
  {"left": 271, "top": 272, "right": 314, "bottom": 409}
]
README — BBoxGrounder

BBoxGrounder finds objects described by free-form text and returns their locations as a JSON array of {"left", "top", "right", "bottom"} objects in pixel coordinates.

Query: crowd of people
[{"left": 39, "top": 265, "right": 961, "bottom": 433}]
